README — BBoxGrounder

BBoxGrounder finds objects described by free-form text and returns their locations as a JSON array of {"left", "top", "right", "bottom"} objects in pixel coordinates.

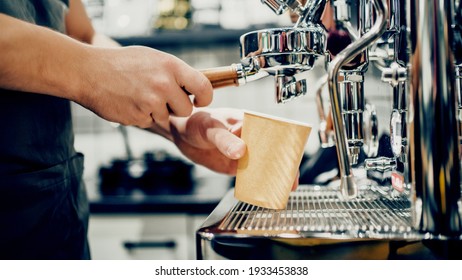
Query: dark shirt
[
  {"left": 0, "top": 0, "right": 90, "bottom": 259},
  {"left": 0, "top": 0, "right": 75, "bottom": 176}
]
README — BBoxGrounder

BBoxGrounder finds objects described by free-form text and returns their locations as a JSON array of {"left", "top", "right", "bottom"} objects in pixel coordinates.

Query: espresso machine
[{"left": 197, "top": 0, "right": 462, "bottom": 259}]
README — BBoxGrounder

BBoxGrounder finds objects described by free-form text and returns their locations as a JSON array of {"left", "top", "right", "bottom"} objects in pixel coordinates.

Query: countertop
[{"left": 87, "top": 175, "right": 233, "bottom": 215}]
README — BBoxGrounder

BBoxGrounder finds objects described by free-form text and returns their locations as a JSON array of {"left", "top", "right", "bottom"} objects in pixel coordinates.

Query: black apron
[{"left": 0, "top": 0, "right": 90, "bottom": 259}]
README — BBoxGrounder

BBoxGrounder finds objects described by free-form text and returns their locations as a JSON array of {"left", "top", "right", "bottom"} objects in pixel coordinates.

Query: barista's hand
[
  {"left": 0, "top": 14, "right": 211, "bottom": 127},
  {"left": 75, "top": 46, "right": 213, "bottom": 128},
  {"left": 165, "top": 108, "right": 246, "bottom": 175},
  {"left": 159, "top": 107, "right": 301, "bottom": 191}
]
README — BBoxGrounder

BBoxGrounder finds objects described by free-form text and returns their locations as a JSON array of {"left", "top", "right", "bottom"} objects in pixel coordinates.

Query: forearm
[
  {"left": 1, "top": 0, "right": 213, "bottom": 128},
  {"left": 0, "top": 13, "right": 90, "bottom": 101}
]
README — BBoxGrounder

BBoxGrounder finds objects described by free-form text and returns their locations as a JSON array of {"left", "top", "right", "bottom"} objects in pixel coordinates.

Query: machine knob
[
  {"left": 364, "top": 157, "right": 396, "bottom": 172},
  {"left": 381, "top": 62, "right": 407, "bottom": 87}
]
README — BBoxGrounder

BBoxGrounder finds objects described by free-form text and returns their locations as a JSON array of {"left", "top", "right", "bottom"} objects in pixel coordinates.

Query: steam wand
[{"left": 327, "top": 0, "right": 388, "bottom": 199}]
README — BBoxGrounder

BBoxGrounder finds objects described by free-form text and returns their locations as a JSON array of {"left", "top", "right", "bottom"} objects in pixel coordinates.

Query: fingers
[
  {"left": 145, "top": 52, "right": 213, "bottom": 124},
  {"left": 149, "top": 104, "right": 170, "bottom": 126},
  {"left": 87, "top": 46, "right": 214, "bottom": 128},
  {"left": 174, "top": 61, "right": 213, "bottom": 107},
  {"left": 145, "top": 75, "right": 205, "bottom": 124},
  {"left": 206, "top": 126, "right": 246, "bottom": 160},
  {"left": 165, "top": 85, "right": 194, "bottom": 117},
  {"left": 149, "top": 60, "right": 212, "bottom": 122}
]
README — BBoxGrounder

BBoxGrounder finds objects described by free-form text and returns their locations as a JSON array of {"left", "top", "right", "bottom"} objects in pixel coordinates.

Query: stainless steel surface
[
  {"left": 314, "top": 74, "right": 335, "bottom": 147},
  {"left": 409, "top": 0, "right": 462, "bottom": 235},
  {"left": 239, "top": 27, "right": 326, "bottom": 70},
  {"left": 333, "top": 0, "right": 359, "bottom": 41},
  {"left": 377, "top": 0, "right": 408, "bottom": 164},
  {"left": 197, "top": 186, "right": 462, "bottom": 260},
  {"left": 275, "top": 73, "right": 308, "bottom": 103},
  {"left": 390, "top": 94, "right": 407, "bottom": 160},
  {"left": 457, "top": 65, "right": 462, "bottom": 111},
  {"left": 381, "top": 62, "right": 407, "bottom": 87},
  {"left": 327, "top": 0, "right": 387, "bottom": 199},
  {"left": 261, "top": 0, "right": 303, "bottom": 15},
  {"left": 201, "top": 2, "right": 328, "bottom": 103},
  {"left": 332, "top": 0, "right": 371, "bottom": 166},
  {"left": 261, "top": 0, "right": 328, "bottom": 27},
  {"left": 369, "top": 0, "right": 408, "bottom": 168},
  {"left": 362, "top": 103, "right": 379, "bottom": 157},
  {"left": 294, "top": 0, "right": 328, "bottom": 28},
  {"left": 234, "top": 26, "right": 327, "bottom": 103},
  {"left": 197, "top": 0, "right": 462, "bottom": 260},
  {"left": 208, "top": 14, "right": 327, "bottom": 98},
  {"left": 365, "top": 157, "right": 396, "bottom": 172},
  {"left": 457, "top": 65, "right": 462, "bottom": 148},
  {"left": 333, "top": 0, "right": 351, "bottom": 22},
  {"left": 455, "top": 3, "right": 462, "bottom": 152},
  {"left": 338, "top": 72, "right": 365, "bottom": 164},
  {"left": 360, "top": 0, "right": 373, "bottom": 33},
  {"left": 219, "top": 186, "right": 412, "bottom": 236}
]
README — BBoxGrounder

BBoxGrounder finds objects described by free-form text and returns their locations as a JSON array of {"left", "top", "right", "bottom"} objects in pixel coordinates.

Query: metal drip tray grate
[{"left": 218, "top": 186, "right": 412, "bottom": 236}]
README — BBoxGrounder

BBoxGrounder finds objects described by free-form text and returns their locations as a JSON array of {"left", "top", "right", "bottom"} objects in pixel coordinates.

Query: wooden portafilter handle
[{"left": 200, "top": 65, "right": 240, "bottom": 89}]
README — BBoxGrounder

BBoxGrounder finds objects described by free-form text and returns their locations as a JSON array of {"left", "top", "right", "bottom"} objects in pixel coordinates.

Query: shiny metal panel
[
  {"left": 239, "top": 27, "right": 326, "bottom": 71},
  {"left": 197, "top": 0, "right": 462, "bottom": 261},
  {"left": 327, "top": 0, "right": 388, "bottom": 198},
  {"left": 218, "top": 187, "right": 412, "bottom": 235},
  {"left": 196, "top": 186, "right": 462, "bottom": 260},
  {"left": 408, "top": 0, "right": 462, "bottom": 235}
]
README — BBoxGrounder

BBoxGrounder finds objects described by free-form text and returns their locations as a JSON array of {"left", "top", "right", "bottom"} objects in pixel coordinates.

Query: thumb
[{"left": 206, "top": 127, "right": 246, "bottom": 160}]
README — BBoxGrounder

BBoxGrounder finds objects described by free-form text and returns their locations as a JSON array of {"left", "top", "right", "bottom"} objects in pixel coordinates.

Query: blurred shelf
[
  {"left": 113, "top": 27, "right": 253, "bottom": 49},
  {"left": 88, "top": 176, "right": 233, "bottom": 214}
]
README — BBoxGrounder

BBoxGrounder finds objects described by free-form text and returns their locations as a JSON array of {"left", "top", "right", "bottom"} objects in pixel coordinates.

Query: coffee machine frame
[{"left": 197, "top": 0, "right": 462, "bottom": 259}]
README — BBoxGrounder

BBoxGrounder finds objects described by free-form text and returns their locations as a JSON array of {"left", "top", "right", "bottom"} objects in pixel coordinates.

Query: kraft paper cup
[{"left": 234, "top": 111, "right": 312, "bottom": 209}]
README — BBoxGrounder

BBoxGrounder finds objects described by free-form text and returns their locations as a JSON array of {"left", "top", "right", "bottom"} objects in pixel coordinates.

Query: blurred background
[{"left": 75, "top": 0, "right": 392, "bottom": 260}]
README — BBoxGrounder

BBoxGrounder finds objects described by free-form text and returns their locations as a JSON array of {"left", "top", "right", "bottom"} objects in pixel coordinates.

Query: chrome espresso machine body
[{"left": 197, "top": 0, "right": 462, "bottom": 259}]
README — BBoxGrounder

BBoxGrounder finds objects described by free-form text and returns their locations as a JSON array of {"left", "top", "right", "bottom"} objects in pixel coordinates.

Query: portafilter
[{"left": 200, "top": 25, "right": 327, "bottom": 103}]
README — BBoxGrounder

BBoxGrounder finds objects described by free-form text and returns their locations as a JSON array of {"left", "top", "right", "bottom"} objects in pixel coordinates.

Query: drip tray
[
  {"left": 219, "top": 186, "right": 412, "bottom": 237},
  {"left": 196, "top": 185, "right": 462, "bottom": 259}
]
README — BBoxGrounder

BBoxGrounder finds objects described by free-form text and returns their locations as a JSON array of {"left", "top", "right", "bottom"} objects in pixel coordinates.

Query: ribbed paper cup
[{"left": 234, "top": 111, "right": 312, "bottom": 209}]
